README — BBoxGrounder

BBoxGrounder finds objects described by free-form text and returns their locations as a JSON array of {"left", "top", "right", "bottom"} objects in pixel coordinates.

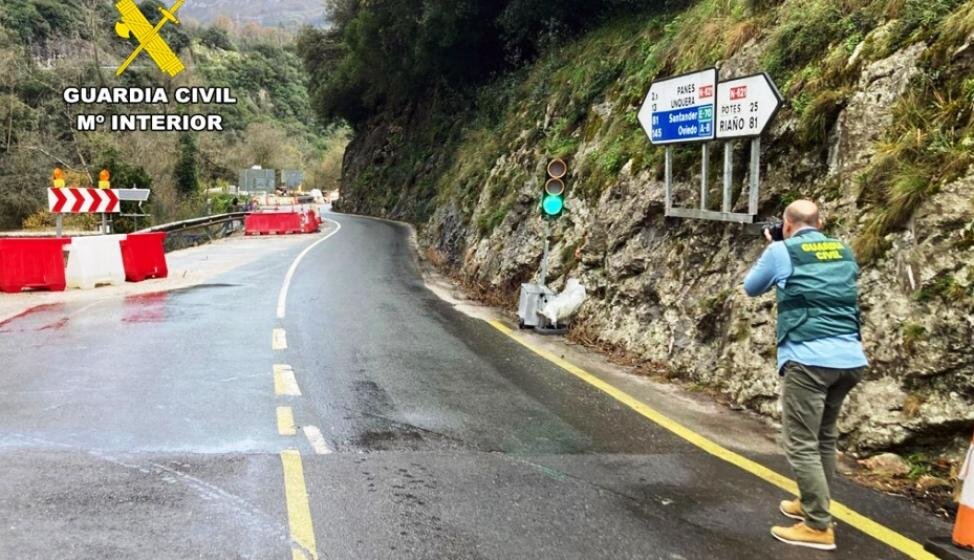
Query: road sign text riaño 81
[{"left": 542, "top": 159, "right": 567, "bottom": 219}]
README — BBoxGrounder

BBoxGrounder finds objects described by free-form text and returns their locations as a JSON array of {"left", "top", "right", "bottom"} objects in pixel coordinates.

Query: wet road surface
[{"left": 0, "top": 214, "right": 950, "bottom": 559}]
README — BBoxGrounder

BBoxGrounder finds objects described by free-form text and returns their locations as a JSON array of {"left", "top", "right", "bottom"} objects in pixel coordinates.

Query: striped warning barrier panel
[{"left": 48, "top": 188, "right": 120, "bottom": 213}]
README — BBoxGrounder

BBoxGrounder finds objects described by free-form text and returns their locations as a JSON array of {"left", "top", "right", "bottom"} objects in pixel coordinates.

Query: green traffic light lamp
[
  {"left": 542, "top": 194, "right": 564, "bottom": 216},
  {"left": 542, "top": 177, "right": 565, "bottom": 218}
]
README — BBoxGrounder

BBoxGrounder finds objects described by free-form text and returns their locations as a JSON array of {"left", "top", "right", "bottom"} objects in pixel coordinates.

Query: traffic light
[
  {"left": 542, "top": 158, "right": 567, "bottom": 219},
  {"left": 98, "top": 169, "right": 111, "bottom": 190}
]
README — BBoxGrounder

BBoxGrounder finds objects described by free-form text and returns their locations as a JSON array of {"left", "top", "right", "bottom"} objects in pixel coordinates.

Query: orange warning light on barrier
[
  {"left": 98, "top": 169, "right": 111, "bottom": 190},
  {"left": 52, "top": 167, "right": 66, "bottom": 189}
]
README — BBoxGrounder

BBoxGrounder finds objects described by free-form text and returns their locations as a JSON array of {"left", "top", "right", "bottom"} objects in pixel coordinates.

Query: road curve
[{"left": 0, "top": 213, "right": 948, "bottom": 559}]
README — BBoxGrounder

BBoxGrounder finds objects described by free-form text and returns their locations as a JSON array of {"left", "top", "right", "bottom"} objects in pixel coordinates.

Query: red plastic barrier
[
  {"left": 0, "top": 238, "right": 71, "bottom": 293},
  {"left": 301, "top": 210, "right": 321, "bottom": 234},
  {"left": 120, "top": 232, "right": 168, "bottom": 283},
  {"left": 245, "top": 212, "right": 303, "bottom": 235}
]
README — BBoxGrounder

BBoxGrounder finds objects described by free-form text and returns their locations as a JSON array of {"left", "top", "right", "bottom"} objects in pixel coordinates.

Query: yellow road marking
[
  {"left": 487, "top": 319, "right": 936, "bottom": 560},
  {"left": 277, "top": 406, "right": 297, "bottom": 436},
  {"left": 281, "top": 450, "right": 318, "bottom": 560},
  {"left": 274, "top": 364, "right": 302, "bottom": 396},
  {"left": 273, "top": 329, "right": 288, "bottom": 351}
]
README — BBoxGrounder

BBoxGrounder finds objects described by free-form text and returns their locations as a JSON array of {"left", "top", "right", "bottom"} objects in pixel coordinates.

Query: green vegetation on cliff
[{"left": 302, "top": 0, "right": 973, "bottom": 262}]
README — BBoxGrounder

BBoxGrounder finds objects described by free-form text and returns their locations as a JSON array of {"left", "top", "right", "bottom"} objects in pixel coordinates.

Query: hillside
[
  {"left": 308, "top": 0, "right": 974, "bottom": 470},
  {"left": 0, "top": 0, "right": 344, "bottom": 229}
]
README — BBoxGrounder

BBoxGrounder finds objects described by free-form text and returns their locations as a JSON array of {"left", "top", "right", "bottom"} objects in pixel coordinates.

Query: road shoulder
[{"left": 397, "top": 216, "right": 953, "bottom": 559}]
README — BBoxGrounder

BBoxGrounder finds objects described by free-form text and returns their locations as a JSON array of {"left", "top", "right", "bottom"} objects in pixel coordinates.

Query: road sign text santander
[
  {"left": 639, "top": 68, "right": 718, "bottom": 145},
  {"left": 715, "top": 73, "right": 782, "bottom": 139},
  {"left": 48, "top": 188, "right": 120, "bottom": 214}
]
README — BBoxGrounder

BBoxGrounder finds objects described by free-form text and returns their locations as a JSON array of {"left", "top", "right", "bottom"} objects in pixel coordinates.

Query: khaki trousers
[{"left": 781, "top": 361, "right": 865, "bottom": 530}]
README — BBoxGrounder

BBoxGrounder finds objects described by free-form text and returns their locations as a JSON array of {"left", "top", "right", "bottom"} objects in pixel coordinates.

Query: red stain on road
[{"left": 0, "top": 304, "right": 67, "bottom": 333}]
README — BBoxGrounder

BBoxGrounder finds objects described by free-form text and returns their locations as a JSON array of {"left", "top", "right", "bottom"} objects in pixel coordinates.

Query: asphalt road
[{"left": 0, "top": 214, "right": 951, "bottom": 559}]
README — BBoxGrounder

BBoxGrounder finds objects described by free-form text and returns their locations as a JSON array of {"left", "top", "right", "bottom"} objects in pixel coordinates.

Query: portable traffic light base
[
  {"left": 519, "top": 220, "right": 552, "bottom": 330},
  {"left": 517, "top": 283, "right": 554, "bottom": 330},
  {"left": 517, "top": 219, "right": 567, "bottom": 334}
]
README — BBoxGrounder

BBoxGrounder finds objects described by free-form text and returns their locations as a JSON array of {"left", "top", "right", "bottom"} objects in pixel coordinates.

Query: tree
[
  {"left": 200, "top": 26, "right": 234, "bottom": 51},
  {"left": 99, "top": 148, "right": 152, "bottom": 190},
  {"left": 298, "top": 0, "right": 661, "bottom": 127},
  {"left": 174, "top": 134, "right": 200, "bottom": 196}
]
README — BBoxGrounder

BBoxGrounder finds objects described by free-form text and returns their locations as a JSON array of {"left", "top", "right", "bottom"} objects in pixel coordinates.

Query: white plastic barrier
[
  {"left": 541, "top": 279, "right": 587, "bottom": 326},
  {"left": 66, "top": 234, "right": 126, "bottom": 290}
]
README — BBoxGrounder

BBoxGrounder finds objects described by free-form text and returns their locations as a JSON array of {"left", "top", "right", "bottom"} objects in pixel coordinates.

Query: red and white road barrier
[
  {"left": 0, "top": 233, "right": 168, "bottom": 293},
  {"left": 48, "top": 188, "right": 120, "bottom": 214}
]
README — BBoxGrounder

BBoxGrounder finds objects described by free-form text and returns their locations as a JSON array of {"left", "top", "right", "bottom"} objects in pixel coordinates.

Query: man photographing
[{"left": 743, "top": 200, "right": 868, "bottom": 551}]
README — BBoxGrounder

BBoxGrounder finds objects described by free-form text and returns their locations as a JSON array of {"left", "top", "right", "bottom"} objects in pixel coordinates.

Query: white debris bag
[{"left": 541, "top": 279, "right": 586, "bottom": 325}]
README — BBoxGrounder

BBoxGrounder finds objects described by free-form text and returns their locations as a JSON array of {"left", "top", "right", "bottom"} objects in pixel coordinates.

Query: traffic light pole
[{"left": 540, "top": 220, "right": 550, "bottom": 288}]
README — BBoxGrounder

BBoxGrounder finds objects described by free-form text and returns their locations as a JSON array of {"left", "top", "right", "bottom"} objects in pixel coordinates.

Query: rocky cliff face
[{"left": 337, "top": 2, "right": 974, "bottom": 458}]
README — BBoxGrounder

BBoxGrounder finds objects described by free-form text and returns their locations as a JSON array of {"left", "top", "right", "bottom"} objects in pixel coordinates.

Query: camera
[{"left": 762, "top": 220, "right": 785, "bottom": 242}]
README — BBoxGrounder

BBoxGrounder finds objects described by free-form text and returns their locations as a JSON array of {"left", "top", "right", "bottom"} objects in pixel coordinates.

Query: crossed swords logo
[{"left": 114, "top": 0, "right": 187, "bottom": 77}]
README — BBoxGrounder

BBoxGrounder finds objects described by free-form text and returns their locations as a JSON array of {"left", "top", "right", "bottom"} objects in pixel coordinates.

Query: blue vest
[{"left": 776, "top": 230, "right": 861, "bottom": 344}]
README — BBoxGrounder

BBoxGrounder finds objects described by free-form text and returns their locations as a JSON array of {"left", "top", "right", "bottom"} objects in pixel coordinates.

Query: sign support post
[
  {"left": 749, "top": 137, "right": 761, "bottom": 216},
  {"left": 722, "top": 143, "right": 733, "bottom": 213},
  {"left": 664, "top": 147, "right": 673, "bottom": 215},
  {"left": 700, "top": 144, "right": 710, "bottom": 210},
  {"left": 56, "top": 215, "right": 63, "bottom": 238}
]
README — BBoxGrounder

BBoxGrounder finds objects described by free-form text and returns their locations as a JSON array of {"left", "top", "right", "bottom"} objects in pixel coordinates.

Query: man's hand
[{"left": 764, "top": 228, "right": 774, "bottom": 243}]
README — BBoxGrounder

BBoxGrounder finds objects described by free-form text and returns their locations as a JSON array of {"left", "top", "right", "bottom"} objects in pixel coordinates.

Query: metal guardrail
[
  {"left": 140, "top": 212, "right": 250, "bottom": 252},
  {"left": 138, "top": 212, "right": 249, "bottom": 234}
]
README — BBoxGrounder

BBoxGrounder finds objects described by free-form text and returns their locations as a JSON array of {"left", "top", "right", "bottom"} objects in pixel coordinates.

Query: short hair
[{"left": 785, "top": 200, "right": 820, "bottom": 228}]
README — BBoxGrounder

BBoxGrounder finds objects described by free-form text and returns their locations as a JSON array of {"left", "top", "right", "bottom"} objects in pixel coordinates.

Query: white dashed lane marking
[{"left": 302, "top": 426, "right": 332, "bottom": 455}]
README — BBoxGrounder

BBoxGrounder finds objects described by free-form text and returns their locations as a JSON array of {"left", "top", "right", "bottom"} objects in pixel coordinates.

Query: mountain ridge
[{"left": 181, "top": 0, "right": 326, "bottom": 27}]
